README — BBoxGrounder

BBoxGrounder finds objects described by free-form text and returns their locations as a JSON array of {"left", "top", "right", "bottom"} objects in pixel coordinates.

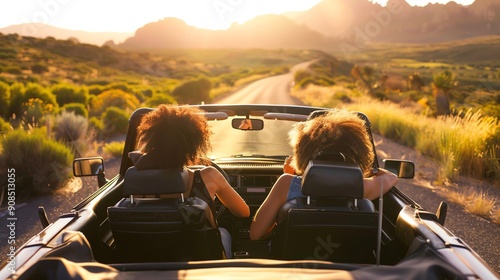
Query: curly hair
[
  {"left": 289, "top": 108, "right": 374, "bottom": 176},
  {"left": 136, "top": 105, "right": 211, "bottom": 169}
]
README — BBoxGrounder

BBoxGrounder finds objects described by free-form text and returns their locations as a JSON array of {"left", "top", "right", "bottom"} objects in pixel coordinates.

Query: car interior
[
  {"left": 8, "top": 105, "right": 493, "bottom": 279},
  {"left": 66, "top": 106, "right": 415, "bottom": 265}
]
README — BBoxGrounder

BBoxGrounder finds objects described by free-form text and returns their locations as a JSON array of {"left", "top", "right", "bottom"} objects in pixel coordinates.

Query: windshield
[{"left": 208, "top": 116, "right": 296, "bottom": 159}]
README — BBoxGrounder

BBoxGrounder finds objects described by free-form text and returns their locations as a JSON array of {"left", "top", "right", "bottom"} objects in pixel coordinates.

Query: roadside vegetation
[
  {"left": 0, "top": 33, "right": 321, "bottom": 203},
  {"left": 291, "top": 42, "right": 500, "bottom": 224}
]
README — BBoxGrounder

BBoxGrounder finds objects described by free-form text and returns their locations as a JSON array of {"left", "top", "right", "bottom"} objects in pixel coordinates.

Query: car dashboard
[{"left": 212, "top": 159, "right": 284, "bottom": 258}]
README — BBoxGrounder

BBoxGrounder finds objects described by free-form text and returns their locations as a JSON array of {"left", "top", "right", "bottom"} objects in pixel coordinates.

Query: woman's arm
[
  {"left": 363, "top": 168, "right": 399, "bottom": 200},
  {"left": 202, "top": 167, "right": 250, "bottom": 217},
  {"left": 249, "top": 174, "right": 293, "bottom": 240}
]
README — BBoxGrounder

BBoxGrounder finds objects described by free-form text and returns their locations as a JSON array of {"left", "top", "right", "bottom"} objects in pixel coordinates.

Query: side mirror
[
  {"left": 231, "top": 118, "right": 264, "bottom": 130},
  {"left": 73, "top": 157, "right": 108, "bottom": 187},
  {"left": 383, "top": 159, "right": 415, "bottom": 179}
]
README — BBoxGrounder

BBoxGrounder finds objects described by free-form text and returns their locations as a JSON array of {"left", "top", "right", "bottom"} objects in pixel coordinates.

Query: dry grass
[
  {"left": 290, "top": 84, "right": 357, "bottom": 107},
  {"left": 464, "top": 191, "right": 496, "bottom": 219},
  {"left": 445, "top": 189, "right": 496, "bottom": 220},
  {"left": 104, "top": 141, "right": 125, "bottom": 159}
]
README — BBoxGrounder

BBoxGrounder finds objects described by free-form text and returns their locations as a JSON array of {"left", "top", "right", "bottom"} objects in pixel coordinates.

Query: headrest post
[
  {"left": 130, "top": 195, "right": 134, "bottom": 204},
  {"left": 354, "top": 198, "right": 358, "bottom": 208},
  {"left": 181, "top": 193, "right": 185, "bottom": 203},
  {"left": 307, "top": 196, "right": 311, "bottom": 205}
]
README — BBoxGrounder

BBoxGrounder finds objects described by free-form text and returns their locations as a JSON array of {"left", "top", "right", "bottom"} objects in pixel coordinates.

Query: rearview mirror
[
  {"left": 383, "top": 159, "right": 415, "bottom": 179},
  {"left": 73, "top": 157, "right": 108, "bottom": 187},
  {"left": 231, "top": 118, "right": 264, "bottom": 130}
]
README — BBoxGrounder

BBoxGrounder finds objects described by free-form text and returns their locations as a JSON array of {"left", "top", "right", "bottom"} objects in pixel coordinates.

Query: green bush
[
  {"left": 0, "top": 81, "right": 10, "bottom": 118},
  {"left": 90, "top": 89, "right": 139, "bottom": 116},
  {"left": 145, "top": 93, "right": 175, "bottom": 107},
  {"left": 51, "top": 83, "right": 89, "bottom": 106},
  {"left": 30, "top": 63, "right": 49, "bottom": 74},
  {"left": 8, "top": 82, "right": 26, "bottom": 118},
  {"left": 172, "top": 77, "right": 212, "bottom": 104},
  {"left": 88, "top": 85, "right": 104, "bottom": 95},
  {"left": 0, "top": 128, "right": 73, "bottom": 200},
  {"left": 0, "top": 117, "right": 11, "bottom": 134},
  {"left": 296, "top": 77, "right": 315, "bottom": 88},
  {"left": 62, "top": 103, "right": 88, "bottom": 118},
  {"left": 5, "top": 66, "right": 22, "bottom": 75},
  {"left": 24, "top": 83, "right": 58, "bottom": 108},
  {"left": 22, "top": 98, "right": 56, "bottom": 126},
  {"left": 102, "top": 107, "right": 129, "bottom": 136}
]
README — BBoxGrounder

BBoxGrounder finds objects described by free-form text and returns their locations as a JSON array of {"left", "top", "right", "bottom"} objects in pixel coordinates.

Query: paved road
[{"left": 215, "top": 60, "right": 314, "bottom": 105}]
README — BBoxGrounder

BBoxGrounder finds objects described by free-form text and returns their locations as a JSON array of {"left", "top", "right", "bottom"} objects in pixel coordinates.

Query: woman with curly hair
[
  {"left": 129, "top": 104, "right": 250, "bottom": 257},
  {"left": 249, "top": 108, "right": 397, "bottom": 240}
]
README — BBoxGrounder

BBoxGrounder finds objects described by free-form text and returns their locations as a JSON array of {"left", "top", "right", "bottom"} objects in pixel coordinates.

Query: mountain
[
  {"left": 119, "top": 15, "right": 336, "bottom": 50},
  {"left": 288, "top": 0, "right": 500, "bottom": 43},
  {"left": 0, "top": 23, "right": 132, "bottom": 46}
]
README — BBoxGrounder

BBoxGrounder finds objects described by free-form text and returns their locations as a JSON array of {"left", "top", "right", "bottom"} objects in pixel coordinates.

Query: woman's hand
[{"left": 283, "top": 156, "right": 296, "bottom": 174}]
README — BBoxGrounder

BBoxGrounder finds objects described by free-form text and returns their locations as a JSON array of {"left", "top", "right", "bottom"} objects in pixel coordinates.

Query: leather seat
[
  {"left": 107, "top": 167, "right": 224, "bottom": 262},
  {"left": 270, "top": 160, "right": 378, "bottom": 264}
]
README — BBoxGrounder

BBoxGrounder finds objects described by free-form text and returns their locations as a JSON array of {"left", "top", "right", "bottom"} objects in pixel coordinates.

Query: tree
[
  {"left": 432, "top": 71, "right": 457, "bottom": 116},
  {"left": 102, "top": 107, "right": 129, "bottom": 136}
]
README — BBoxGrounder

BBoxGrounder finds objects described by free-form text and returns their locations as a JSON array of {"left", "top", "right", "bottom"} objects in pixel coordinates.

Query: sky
[{"left": 0, "top": 0, "right": 477, "bottom": 32}]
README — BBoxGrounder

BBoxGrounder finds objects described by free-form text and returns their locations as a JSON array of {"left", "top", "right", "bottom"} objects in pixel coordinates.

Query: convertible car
[{"left": 1, "top": 104, "right": 498, "bottom": 280}]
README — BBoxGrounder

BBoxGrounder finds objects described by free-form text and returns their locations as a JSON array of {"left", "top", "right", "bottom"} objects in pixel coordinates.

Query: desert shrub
[
  {"left": 0, "top": 81, "right": 10, "bottom": 118},
  {"left": 104, "top": 141, "right": 125, "bottom": 158},
  {"left": 171, "top": 77, "right": 212, "bottom": 104},
  {"left": 102, "top": 107, "right": 129, "bottom": 136},
  {"left": 0, "top": 128, "right": 73, "bottom": 200},
  {"left": 5, "top": 66, "right": 22, "bottom": 75},
  {"left": 89, "top": 116, "right": 104, "bottom": 140},
  {"left": 54, "top": 111, "right": 90, "bottom": 156},
  {"left": 0, "top": 117, "right": 11, "bottom": 134},
  {"left": 54, "top": 111, "right": 89, "bottom": 143},
  {"left": 90, "top": 89, "right": 139, "bottom": 116},
  {"left": 62, "top": 103, "right": 88, "bottom": 118},
  {"left": 296, "top": 77, "right": 315, "bottom": 88},
  {"left": 51, "top": 83, "right": 89, "bottom": 106},
  {"left": 24, "top": 83, "right": 58, "bottom": 108},
  {"left": 8, "top": 82, "right": 26, "bottom": 118},
  {"left": 294, "top": 70, "right": 311, "bottom": 84},
  {"left": 88, "top": 85, "right": 104, "bottom": 95},
  {"left": 21, "top": 98, "right": 56, "bottom": 126},
  {"left": 146, "top": 93, "right": 175, "bottom": 107},
  {"left": 30, "top": 63, "right": 49, "bottom": 74}
]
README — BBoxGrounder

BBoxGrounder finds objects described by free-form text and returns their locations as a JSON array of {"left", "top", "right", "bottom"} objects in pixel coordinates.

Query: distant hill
[
  {"left": 119, "top": 15, "right": 337, "bottom": 50},
  {"left": 1, "top": 0, "right": 498, "bottom": 50},
  {"left": 0, "top": 23, "right": 132, "bottom": 46},
  {"left": 289, "top": 0, "right": 500, "bottom": 43}
]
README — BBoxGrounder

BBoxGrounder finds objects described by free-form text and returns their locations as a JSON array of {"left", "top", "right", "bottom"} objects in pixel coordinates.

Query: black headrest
[
  {"left": 301, "top": 160, "right": 364, "bottom": 199},
  {"left": 123, "top": 167, "right": 186, "bottom": 196}
]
